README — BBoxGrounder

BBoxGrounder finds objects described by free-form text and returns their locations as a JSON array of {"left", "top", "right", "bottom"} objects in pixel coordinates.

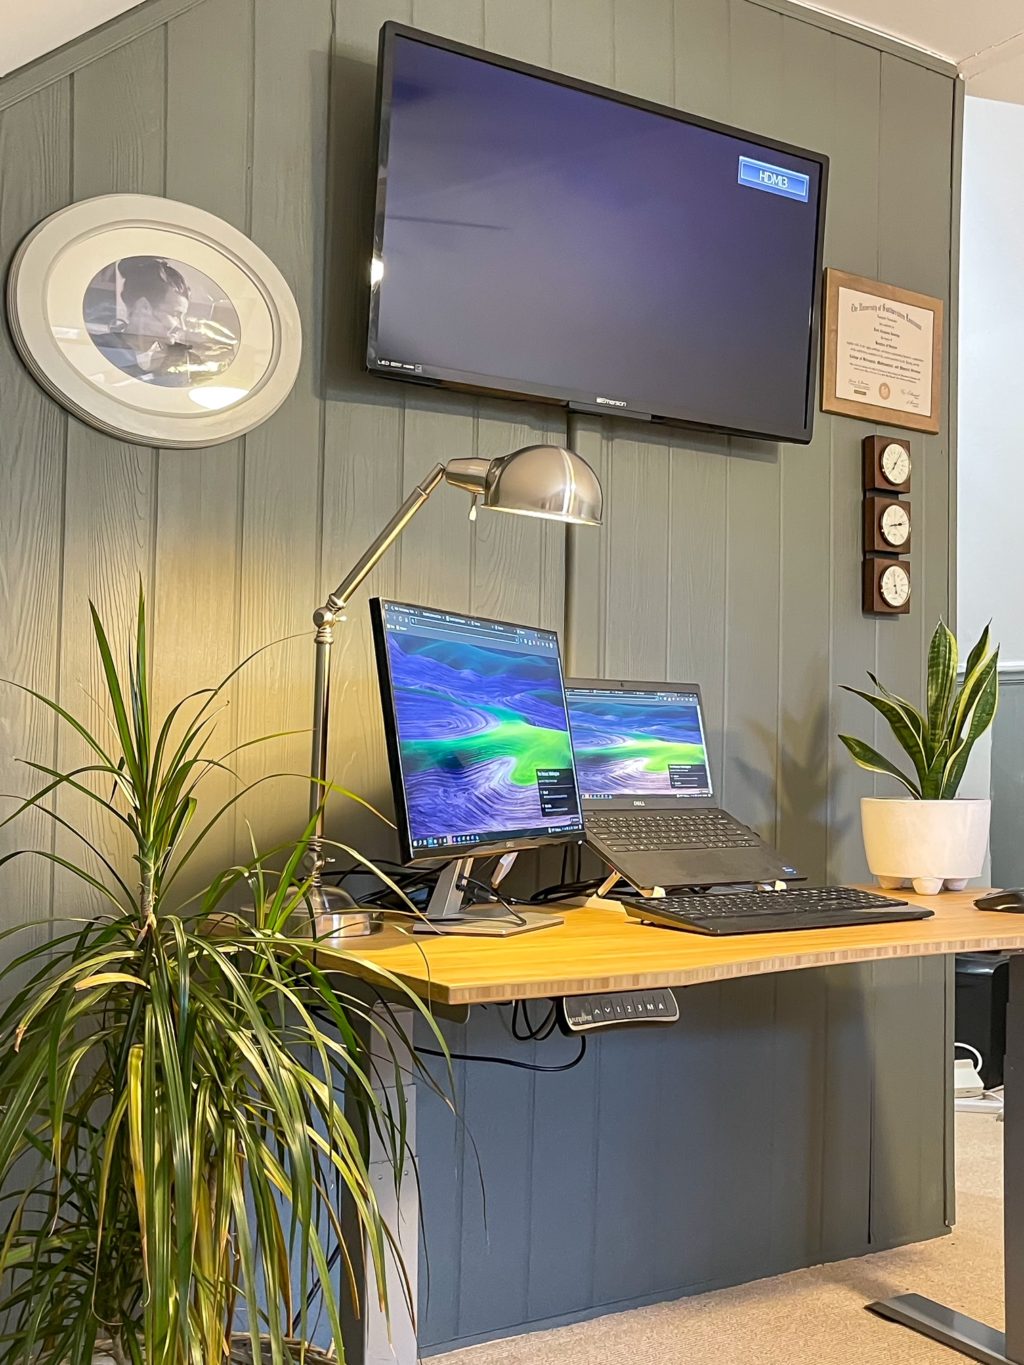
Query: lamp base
[{"left": 301, "top": 883, "right": 382, "bottom": 939}]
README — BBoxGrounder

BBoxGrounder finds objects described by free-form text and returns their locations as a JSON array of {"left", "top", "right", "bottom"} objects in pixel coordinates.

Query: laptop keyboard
[{"left": 586, "top": 808, "right": 761, "bottom": 854}]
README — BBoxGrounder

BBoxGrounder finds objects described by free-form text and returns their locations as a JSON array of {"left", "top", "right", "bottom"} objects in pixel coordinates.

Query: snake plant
[
  {"left": 0, "top": 587, "right": 445, "bottom": 1364},
  {"left": 839, "top": 619, "right": 999, "bottom": 799}
]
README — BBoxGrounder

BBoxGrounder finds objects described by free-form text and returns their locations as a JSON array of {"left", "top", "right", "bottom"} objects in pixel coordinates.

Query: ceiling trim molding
[
  {"left": 959, "top": 28, "right": 1024, "bottom": 80},
  {"left": 0, "top": 0, "right": 208, "bottom": 112},
  {"left": 746, "top": 0, "right": 959, "bottom": 76}
]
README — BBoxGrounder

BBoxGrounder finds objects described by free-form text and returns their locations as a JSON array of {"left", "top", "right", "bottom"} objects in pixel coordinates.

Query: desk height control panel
[{"left": 559, "top": 988, "right": 680, "bottom": 1033}]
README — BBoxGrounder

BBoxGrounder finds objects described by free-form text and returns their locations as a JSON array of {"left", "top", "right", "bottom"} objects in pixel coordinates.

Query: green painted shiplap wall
[{"left": 0, "top": 0, "right": 959, "bottom": 1353}]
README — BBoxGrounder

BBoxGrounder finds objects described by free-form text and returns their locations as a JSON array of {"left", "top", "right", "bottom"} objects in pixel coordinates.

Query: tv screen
[{"left": 368, "top": 24, "right": 829, "bottom": 444}]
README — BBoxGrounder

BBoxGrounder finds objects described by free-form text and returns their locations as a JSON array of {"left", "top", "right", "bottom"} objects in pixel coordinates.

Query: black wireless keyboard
[
  {"left": 586, "top": 808, "right": 760, "bottom": 853},
  {"left": 623, "top": 886, "right": 934, "bottom": 936}
]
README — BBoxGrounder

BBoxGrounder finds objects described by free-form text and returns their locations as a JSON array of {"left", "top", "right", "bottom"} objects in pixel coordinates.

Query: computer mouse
[{"left": 974, "top": 889, "right": 1024, "bottom": 913}]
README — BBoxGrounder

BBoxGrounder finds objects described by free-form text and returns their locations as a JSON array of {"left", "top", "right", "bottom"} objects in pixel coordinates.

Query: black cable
[
  {"left": 416, "top": 1034, "right": 586, "bottom": 1073},
  {"left": 529, "top": 877, "right": 602, "bottom": 904},
  {"left": 511, "top": 999, "right": 559, "bottom": 1041},
  {"left": 461, "top": 876, "right": 528, "bottom": 926}
]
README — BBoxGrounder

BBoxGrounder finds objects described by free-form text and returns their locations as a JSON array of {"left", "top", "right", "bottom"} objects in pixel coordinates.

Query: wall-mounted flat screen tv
[{"left": 367, "top": 24, "right": 829, "bottom": 444}]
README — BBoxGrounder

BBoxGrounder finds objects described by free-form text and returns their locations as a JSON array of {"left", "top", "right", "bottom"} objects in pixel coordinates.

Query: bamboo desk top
[{"left": 314, "top": 889, "right": 1024, "bottom": 1006}]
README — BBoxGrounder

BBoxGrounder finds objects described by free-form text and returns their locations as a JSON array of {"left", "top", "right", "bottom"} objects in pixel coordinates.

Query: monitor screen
[
  {"left": 368, "top": 25, "right": 828, "bottom": 443},
  {"left": 372, "top": 599, "right": 584, "bottom": 861},
  {"left": 566, "top": 685, "right": 713, "bottom": 801}
]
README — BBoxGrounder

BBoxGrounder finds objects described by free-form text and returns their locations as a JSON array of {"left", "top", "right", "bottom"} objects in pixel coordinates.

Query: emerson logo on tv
[{"left": 738, "top": 156, "right": 811, "bottom": 203}]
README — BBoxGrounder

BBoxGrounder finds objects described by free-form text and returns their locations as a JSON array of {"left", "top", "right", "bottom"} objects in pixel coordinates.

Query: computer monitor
[
  {"left": 371, "top": 598, "right": 584, "bottom": 864},
  {"left": 565, "top": 679, "right": 715, "bottom": 807}
]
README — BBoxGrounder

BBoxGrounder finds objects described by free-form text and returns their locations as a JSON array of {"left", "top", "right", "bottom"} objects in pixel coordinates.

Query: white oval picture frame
[{"left": 7, "top": 194, "right": 302, "bottom": 448}]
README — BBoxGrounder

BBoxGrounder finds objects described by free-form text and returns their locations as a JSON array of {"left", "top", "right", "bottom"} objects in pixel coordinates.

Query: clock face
[
  {"left": 880, "top": 563, "right": 911, "bottom": 608},
  {"left": 880, "top": 502, "right": 910, "bottom": 547},
  {"left": 880, "top": 441, "right": 911, "bottom": 486}
]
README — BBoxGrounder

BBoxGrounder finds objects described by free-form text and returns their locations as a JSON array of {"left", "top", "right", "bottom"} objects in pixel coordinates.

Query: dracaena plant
[
  {"left": 0, "top": 587, "right": 445, "bottom": 1365},
  {"left": 839, "top": 619, "right": 999, "bottom": 799}
]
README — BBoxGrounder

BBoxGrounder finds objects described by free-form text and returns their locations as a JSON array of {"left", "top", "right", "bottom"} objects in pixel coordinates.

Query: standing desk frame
[{"left": 318, "top": 889, "right": 1024, "bottom": 1365}]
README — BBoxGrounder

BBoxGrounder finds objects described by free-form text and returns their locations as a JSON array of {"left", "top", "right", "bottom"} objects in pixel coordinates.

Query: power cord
[
  {"left": 529, "top": 877, "right": 603, "bottom": 903},
  {"left": 416, "top": 1033, "right": 586, "bottom": 1072},
  {"left": 511, "top": 999, "right": 558, "bottom": 1040}
]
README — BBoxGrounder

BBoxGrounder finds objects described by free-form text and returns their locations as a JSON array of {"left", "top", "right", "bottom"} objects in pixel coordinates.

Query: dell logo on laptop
[{"left": 633, "top": 800, "right": 646, "bottom": 807}]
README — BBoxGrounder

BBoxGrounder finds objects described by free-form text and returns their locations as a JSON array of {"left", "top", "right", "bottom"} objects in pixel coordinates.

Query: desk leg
[
  {"left": 343, "top": 1003, "right": 420, "bottom": 1365},
  {"left": 868, "top": 953, "right": 1023, "bottom": 1364}
]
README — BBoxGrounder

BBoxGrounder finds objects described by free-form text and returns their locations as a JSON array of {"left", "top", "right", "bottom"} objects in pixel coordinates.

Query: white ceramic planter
[{"left": 860, "top": 797, "right": 991, "bottom": 895}]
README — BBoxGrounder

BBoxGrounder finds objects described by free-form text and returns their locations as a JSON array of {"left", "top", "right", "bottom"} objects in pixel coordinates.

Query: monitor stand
[{"left": 413, "top": 856, "right": 564, "bottom": 937}]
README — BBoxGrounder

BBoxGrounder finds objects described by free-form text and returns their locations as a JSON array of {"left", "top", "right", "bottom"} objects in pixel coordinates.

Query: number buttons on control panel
[{"left": 558, "top": 988, "right": 680, "bottom": 1033}]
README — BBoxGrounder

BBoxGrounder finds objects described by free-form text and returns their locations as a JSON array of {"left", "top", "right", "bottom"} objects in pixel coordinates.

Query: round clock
[
  {"left": 880, "top": 502, "right": 911, "bottom": 548},
  {"left": 880, "top": 441, "right": 911, "bottom": 487},
  {"left": 880, "top": 562, "right": 911, "bottom": 608}
]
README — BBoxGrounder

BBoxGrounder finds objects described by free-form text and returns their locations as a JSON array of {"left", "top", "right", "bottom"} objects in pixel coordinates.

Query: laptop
[{"left": 564, "top": 678, "right": 803, "bottom": 891}]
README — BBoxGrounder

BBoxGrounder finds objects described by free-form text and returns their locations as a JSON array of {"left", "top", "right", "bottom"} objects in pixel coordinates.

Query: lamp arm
[{"left": 307, "top": 462, "right": 446, "bottom": 866}]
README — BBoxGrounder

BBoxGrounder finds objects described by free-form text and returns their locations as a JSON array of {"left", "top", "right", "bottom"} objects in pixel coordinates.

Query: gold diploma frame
[{"left": 821, "top": 269, "right": 943, "bottom": 435}]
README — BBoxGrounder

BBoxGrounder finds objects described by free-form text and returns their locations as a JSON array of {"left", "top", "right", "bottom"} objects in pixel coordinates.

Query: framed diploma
[{"left": 821, "top": 269, "right": 943, "bottom": 435}]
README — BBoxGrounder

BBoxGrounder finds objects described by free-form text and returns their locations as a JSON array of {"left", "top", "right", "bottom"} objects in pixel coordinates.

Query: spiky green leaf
[
  {"left": 926, "top": 619, "right": 958, "bottom": 739},
  {"left": 837, "top": 734, "right": 921, "bottom": 796},
  {"left": 839, "top": 685, "right": 929, "bottom": 786},
  {"left": 942, "top": 654, "right": 999, "bottom": 797}
]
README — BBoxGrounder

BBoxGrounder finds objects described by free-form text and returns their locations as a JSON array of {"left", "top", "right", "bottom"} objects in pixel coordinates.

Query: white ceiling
[
  {"left": 0, "top": 0, "right": 145, "bottom": 78},
  {"left": 791, "top": 1, "right": 1024, "bottom": 81}
]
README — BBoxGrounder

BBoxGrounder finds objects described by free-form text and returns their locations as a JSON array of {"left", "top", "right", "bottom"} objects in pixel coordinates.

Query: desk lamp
[{"left": 305, "top": 444, "right": 603, "bottom": 937}]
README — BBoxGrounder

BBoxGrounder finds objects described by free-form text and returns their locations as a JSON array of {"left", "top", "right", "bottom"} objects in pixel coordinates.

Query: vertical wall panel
[
  {"left": 826, "top": 37, "right": 881, "bottom": 883},
  {"left": 415, "top": 1014, "right": 468, "bottom": 1348},
  {"left": 674, "top": 0, "right": 730, "bottom": 122},
  {"left": 57, "top": 33, "right": 164, "bottom": 896},
  {"left": 709, "top": 976, "right": 777, "bottom": 1282},
  {"left": 818, "top": 31, "right": 881, "bottom": 1261},
  {"left": 456, "top": 1013, "right": 537, "bottom": 1339},
  {"left": 671, "top": 0, "right": 731, "bottom": 775},
  {"left": 233, "top": 0, "right": 333, "bottom": 857},
  {"left": 602, "top": 433, "right": 672, "bottom": 679},
  {"left": 323, "top": 0, "right": 411, "bottom": 854},
  {"left": 474, "top": 400, "right": 567, "bottom": 629},
  {"left": 775, "top": 16, "right": 833, "bottom": 882},
  {"left": 0, "top": 83, "right": 70, "bottom": 941},
  {"left": 154, "top": 0, "right": 253, "bottom": 887},
  {"left": 718, "top": 0, "right": 784, "bottom": 834},
  {"left": 868, "top": 52, "right": 956, "bottom": 1253},
  {"left": 876, "top": 55, "right": 953, "bottom": 719},
  {"left": 665, "top": 437, "right": 728, "bottom": 784},
  {"left": 614, "top": 0, "right": 674, "bottom": 104},
  {"left": 551, "top": 0, "right": 614, "bottom": 86},
  {"left": 524, "top": 1018, "right": 601, "bottom": 1322}
]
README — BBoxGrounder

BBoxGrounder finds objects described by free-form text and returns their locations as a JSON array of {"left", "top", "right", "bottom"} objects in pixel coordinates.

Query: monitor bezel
[
  {"left": 371, "top": 597, "right": 586, "bottom": 866},
  {"left": 566, "top": 677, "right": 717, "bottom": 811},
  {"left": 367, "top": 21, "right": 830, "bottom": 445}
]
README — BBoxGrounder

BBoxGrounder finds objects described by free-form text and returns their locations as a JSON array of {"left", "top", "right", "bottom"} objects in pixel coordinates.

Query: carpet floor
[{"left": 432, "top": 1112, "right": 1003, "bottom": 1365}]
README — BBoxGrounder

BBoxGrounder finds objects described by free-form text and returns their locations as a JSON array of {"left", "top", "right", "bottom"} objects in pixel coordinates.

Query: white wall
[
  {"left": 958, "top": 94, "right": 1024, "bottom": 667},
  {"left": 955, "top": 91, "right": 1024, "bottom": 819}
]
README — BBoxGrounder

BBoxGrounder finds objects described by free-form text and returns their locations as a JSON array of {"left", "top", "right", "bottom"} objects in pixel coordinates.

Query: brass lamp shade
[{"left": 444, "top": 445, "right": 603, "bottom": 525}]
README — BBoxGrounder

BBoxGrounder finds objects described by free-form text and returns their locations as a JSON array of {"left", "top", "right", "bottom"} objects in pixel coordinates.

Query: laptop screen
[{"left": 565, "top": 684, "right": 714, "bottom": 802}]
